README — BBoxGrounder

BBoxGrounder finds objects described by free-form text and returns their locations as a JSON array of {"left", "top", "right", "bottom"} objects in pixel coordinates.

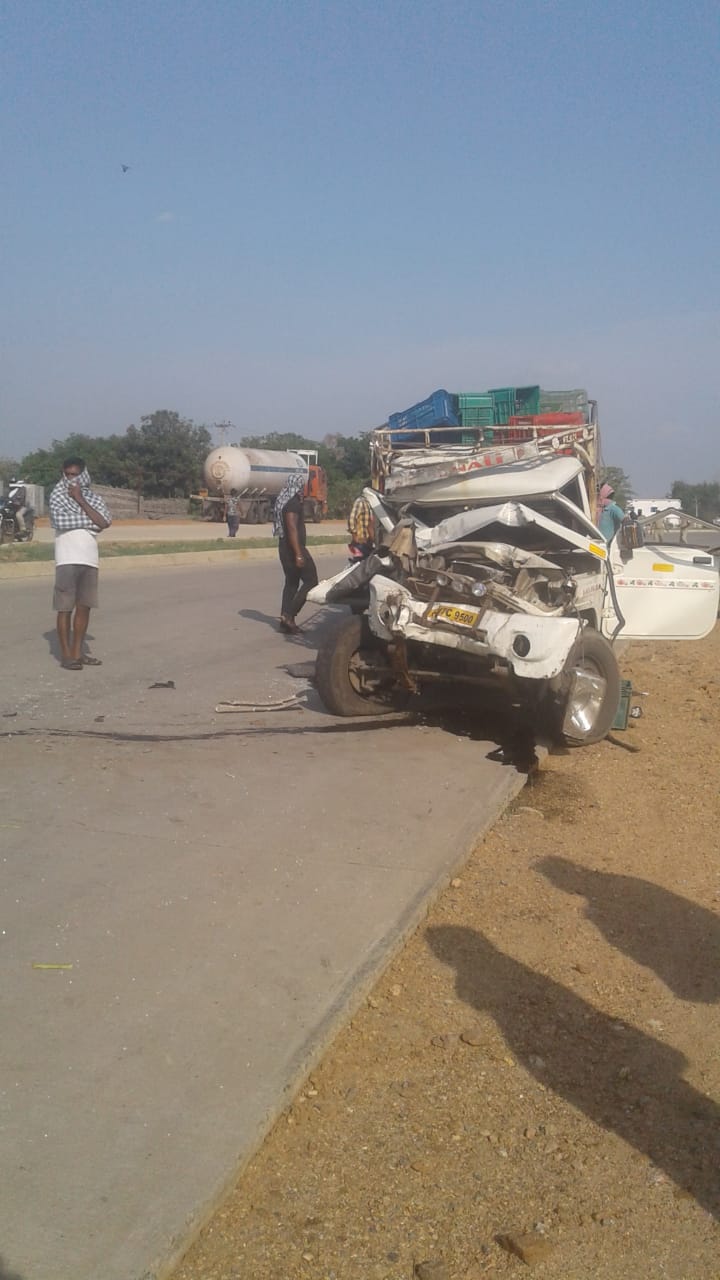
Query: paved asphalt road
[
  {"left": 33, "top": 518, "right": 348, "bottom": 543},
  {"left": 0, "top": 556, "right": 529, "bottom": 1280}
]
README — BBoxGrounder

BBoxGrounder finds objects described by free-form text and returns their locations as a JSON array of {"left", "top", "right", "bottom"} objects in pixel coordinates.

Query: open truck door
[{"left": 603, "top": 544, "right": 719, "bottom": 641}]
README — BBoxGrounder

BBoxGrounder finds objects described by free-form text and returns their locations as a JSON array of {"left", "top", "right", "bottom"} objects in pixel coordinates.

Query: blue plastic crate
[{"left": 389, "top": 389, "right": 459, "bottom": 435}]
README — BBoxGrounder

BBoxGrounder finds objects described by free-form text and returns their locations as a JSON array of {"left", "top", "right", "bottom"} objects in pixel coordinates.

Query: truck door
[{"left": 602, "top": 545, "right": 719, "bottom": 640}]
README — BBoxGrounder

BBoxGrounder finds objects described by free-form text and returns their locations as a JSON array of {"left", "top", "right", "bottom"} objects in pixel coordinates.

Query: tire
[
  {"left": 553, "top": 628, "right": 621, "bottom": 746},
  {"left": 315, "top": 614, "right": 398, "bottom": 717},
  {"left": 0, "top": 520, "right": 14, "bottom": 546}
]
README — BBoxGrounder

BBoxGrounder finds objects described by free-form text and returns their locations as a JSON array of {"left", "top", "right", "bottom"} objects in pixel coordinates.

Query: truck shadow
[
  {"left": 239, "top": 605, "right": 548, "bottom": 772},
  {"left": 537, "top": 856, "right": 720, "bottom": 1003},
  {"left": 12, "top": 699, "right": 540, "bottom": 770},
  {"left": 427, "top": 925, "right": 720, "bottom": 1221},
  {"left": 414, "top": 696, "right": 542, "bottom": 776}
]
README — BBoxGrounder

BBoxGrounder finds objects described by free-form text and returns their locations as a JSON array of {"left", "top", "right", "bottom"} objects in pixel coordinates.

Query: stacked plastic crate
[
  {"left": 386, "top": 386, "right": 588, "bottom": 447},
  {"left": 388, "top": 390, "right": 461, "bottom": 446},
  {"left": 487, "top": 386, "right": 541, "bottom": 424}
]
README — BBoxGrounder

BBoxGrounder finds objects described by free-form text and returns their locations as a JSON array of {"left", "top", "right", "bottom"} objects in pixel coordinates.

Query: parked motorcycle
[{"left": 0, "top": 502, "right": 35, "bottom": 544}]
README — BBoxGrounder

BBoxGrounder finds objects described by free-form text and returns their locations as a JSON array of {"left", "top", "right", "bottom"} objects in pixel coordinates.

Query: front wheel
[
  {"left": 551, "top": 628, "right": 621, "bottom": 746},
  {"left": 315, "top": 614, "right": 399, "bottom": 717}
]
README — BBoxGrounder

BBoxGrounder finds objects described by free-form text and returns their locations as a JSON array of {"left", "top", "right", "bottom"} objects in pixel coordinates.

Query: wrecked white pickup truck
[{"left": 309, "top": 413, "right": 719, "bottom": 744}]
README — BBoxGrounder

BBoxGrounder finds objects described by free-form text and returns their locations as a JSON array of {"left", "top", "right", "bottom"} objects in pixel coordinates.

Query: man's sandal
[
  {"left": 61, "top": 658, "right": 84, "bottom": 670},
  {"left": 81, "top": 656, "right": 103, "bottom": 666}
]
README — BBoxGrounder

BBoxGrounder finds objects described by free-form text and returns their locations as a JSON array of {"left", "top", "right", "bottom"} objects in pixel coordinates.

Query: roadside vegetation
[
  {"left": 0, "top": 534, "right": 347, "bottom": 563},
  {"left": 3, "top": 411, "right": 373, "bottom": 518},
  {"left": 4, "top": 417, "right": 717, "bottom": 523}
]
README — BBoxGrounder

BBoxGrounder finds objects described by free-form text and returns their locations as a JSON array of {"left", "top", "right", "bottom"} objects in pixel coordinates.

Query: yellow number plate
[{"left": 428, "top": 604, "right": 481, "bottom": 628}]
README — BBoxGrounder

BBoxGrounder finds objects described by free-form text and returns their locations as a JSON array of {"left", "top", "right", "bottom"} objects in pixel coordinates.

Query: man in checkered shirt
[{"left": 48, "top": 457, "right": 112, "bottom": 670}]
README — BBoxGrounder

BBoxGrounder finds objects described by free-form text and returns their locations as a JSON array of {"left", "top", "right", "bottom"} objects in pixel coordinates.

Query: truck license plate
[{"left": 428, "top": 604, "right": 480, "bottom": 628}]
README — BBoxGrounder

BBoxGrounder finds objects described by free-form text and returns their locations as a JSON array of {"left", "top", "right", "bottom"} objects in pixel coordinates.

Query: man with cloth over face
[
  {"left": 48, "top": 457, "right": 112, "bottom": 670},
  {"left": 273, "top": 470, "right": 318, "bottom": 633}
]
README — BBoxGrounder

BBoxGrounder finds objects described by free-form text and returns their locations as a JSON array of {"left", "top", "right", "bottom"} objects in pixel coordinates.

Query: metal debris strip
[{"left": 215, "top": 693, "right": 304, "bottom": 714}]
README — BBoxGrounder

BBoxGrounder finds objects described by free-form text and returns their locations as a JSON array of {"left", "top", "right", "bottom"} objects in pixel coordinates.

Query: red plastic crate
[{"left": 508, "top": 412, "right": 584, "bottom": 426}]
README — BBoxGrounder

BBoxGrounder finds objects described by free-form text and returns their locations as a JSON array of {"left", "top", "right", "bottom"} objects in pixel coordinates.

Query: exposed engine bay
[{"left": 308, "top": 414, "right": 719, "bottom": 746}]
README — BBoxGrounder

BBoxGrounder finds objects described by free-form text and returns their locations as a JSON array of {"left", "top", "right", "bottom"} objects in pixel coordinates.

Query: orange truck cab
[{"left": 297, "top": 450, "right": 328, "bottom": 522}]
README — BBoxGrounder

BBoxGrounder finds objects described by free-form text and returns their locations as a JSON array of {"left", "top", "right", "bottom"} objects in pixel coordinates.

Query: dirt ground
[{"left": 174, "top": 629, "right": 720, "bottom": 1280}]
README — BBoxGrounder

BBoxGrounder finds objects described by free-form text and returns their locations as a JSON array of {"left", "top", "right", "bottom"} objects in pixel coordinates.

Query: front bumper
[{"left": 367, "top": 575, "right": 580, "bottom": 680}]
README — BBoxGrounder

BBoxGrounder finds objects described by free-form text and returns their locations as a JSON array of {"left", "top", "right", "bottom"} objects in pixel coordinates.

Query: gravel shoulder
[{"left": 174, "top": 629, "right": 720, "bottom": 1280}]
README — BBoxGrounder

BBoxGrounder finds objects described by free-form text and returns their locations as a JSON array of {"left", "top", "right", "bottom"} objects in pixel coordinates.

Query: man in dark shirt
[
  {"left": 8, "top": 481, "right": 28, "bottom": 534},
  {"left": 226, "top": 489, "right": 240, "bottom": 538},
  {"left": 273, "top": 472, "right": 319, "bottom": 634}
]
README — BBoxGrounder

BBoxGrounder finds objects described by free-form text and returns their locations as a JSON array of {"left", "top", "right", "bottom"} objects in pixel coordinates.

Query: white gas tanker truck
[{"left": 198, "top": 446, "right": 328, "bottom": 524}]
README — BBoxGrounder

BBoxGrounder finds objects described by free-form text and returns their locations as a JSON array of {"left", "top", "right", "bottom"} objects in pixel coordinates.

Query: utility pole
[{"left": 215, "top": 420, "right": 234, "bottom": 446}]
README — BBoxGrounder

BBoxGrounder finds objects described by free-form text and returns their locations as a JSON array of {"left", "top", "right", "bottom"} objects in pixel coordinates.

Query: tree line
[
  {"left": 13, "top": 412, "right": 213, "bottom": 499},
  {"left": 669, "top": 481, "right": 720, "bottom": 523},
  {"left": 3, "top": 413, "right": 717, "bottom": 522},
  {"left": 3, "top": 412, "right": 371, "bottom": 516}
]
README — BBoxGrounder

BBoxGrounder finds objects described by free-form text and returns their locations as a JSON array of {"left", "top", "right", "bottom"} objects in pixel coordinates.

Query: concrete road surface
[
  {"left": 33, "top": 518, "right": 348, "bottom": 543},
  {"left": 0, "top": 557, "right": 529, "bottom": 1280}
]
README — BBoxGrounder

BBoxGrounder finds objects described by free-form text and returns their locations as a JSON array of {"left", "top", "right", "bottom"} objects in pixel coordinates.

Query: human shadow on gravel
[
  {"left": 238, "top": 606, "right": 342, "bottom": 650},
  {"left": 427, "top": 925, "right": 720, "bottom": 1220},
  {"left": 0, "top": 1255, "right": 26, "bottom": 1280},
  {"left": 42, "top": 628, "right": 97, "bottom": 663},
  {"left": 538, "top": 857, "right": 720, "bottom": 1003}
]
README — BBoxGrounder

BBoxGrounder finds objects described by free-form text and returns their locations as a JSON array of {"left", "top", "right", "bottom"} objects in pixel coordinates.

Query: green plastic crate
[
  {"left": 457, "top": 393, "right": 494, "bottom": 428},
  {"left": 539, "top": 389, "right": 589, "bottom": 417},
  {"left": 516, "top": 385, "right": 540, "bottom": 415},
  {"left": 612, "top": 679, "right": 633, "bottom": 730},
  {"left": 488, "top": 385, "right": 540, "bottom": 424}
]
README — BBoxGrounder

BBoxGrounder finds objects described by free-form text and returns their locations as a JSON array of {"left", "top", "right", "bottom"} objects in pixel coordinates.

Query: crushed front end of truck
[{"left": 310, "top": 413, "right": 718, "bottom": 744}]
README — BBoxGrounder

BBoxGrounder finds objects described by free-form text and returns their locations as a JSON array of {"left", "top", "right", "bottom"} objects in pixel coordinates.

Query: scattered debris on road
[{"left": 215, "top": 693, "right": 304, "bottom": 713}]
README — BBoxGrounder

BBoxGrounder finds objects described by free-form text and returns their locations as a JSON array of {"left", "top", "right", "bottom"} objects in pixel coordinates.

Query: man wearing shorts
[{"left": 49, "top": 457, "right": 112, "bottom": 670}]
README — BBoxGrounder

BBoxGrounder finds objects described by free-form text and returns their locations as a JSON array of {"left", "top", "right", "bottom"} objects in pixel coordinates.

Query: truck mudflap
[{"left": 367, "top": 575, "right": 581, "bottom": 680}]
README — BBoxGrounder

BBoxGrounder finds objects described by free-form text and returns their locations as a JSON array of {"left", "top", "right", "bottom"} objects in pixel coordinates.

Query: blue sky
[{"left": 2, "top": 0, "right": 718, "bottom": 493}]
